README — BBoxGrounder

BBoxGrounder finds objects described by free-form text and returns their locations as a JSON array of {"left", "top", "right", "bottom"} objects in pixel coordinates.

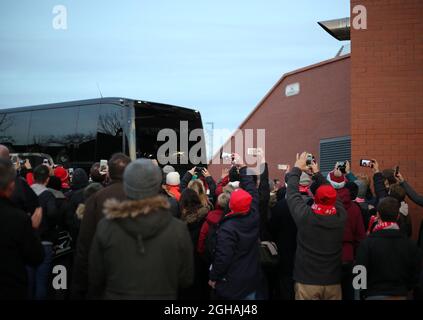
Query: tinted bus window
[
  {"left": 97, "top": 104, "right": 124, "bottom": 160},
  {"left": 28, "top": 107, "right": 78, "bottom": 164},
  {"left": 0, "top": 112, "right": 30, "bottom": 152},
  {"left": 75, "top": 104, "right": 99, "bottom": 163}
]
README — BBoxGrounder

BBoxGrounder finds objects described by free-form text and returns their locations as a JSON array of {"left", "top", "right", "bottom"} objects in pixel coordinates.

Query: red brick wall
[
  {"left": 209, "top": 56, "right": 351, "bottom": 181},
  {"left": 351, "top": 0, "right": 423, "bottom": 238}
]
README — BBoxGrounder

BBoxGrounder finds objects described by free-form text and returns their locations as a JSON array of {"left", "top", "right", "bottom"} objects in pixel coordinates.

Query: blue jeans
[{"left": 27, "top": 244, "right": 53, "bottom": 300}]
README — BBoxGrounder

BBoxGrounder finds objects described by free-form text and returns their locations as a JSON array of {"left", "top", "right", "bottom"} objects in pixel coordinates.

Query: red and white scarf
[
  {"left": 368, "top": 215, "right": 399, "bottom": 234},
  {"left": 311, "top": 203, "right": 337, "bottom": 216},
  {"left": 372, "top": 221, "right": 399, "bottom": 233}
]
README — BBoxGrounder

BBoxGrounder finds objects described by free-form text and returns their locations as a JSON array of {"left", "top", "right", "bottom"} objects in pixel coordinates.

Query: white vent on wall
[{"left": 285, "top": 82, "right": 300, "bottom": 97}]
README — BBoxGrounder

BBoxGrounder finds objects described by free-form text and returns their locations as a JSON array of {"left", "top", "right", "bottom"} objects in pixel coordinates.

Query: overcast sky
[{"left": 0, "top": 0, "right": 349, "bottom": 150}]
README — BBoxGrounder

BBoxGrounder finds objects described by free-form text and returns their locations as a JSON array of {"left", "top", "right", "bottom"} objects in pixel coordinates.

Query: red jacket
[
  {"left": 215, "top": 175, "right": 229, "bottom": 197},
  {"left": 337, "top": 187, "right": 366, "bottom": 262},
  {"left": 197, "top": 206, "right": 224, "bottom": 255}
]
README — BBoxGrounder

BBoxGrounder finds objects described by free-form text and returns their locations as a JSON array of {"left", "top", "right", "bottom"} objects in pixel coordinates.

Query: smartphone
[
  {"left": 359, "top": 159, "right": 373, "bottom": 167},
  {"left": 395, "top": 165, "right": 400, "bottom": 177},
  {"left": 100, "top": 159, "right": 108, "bottom": 174}
]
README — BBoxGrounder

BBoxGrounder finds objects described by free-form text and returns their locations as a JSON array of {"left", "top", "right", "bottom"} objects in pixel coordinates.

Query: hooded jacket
[
  {"left": 286, "top": 167, "right": 347, "bottom": 286},
  {"left": 0, "top": 197, "right": 44, "bottom": 299},
  {"left": 356, "top": 229, "right": 421, "bottom": 297},
  {"left": 31, "top": 183, "right": 59, "bottom": 243},
  {"left": 72, "top": 180, "right": 126, "bottom": 299},
  {"left": 337, "top": 187, "right": 365, "bottom": 263},
  {"left": 88, "top": 195, "right": 194, "bottom": 300},
  {"left": 209, "top": 167, "right": 260, "bottom": 299}
]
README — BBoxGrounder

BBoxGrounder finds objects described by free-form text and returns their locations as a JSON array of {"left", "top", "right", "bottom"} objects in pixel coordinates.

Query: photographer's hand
[
  {"left": 294, "top": 152, "right": 308, "bottom": 172},
  {"left": 345, "top": 160, "right": 351, "bottom": 174},
  {"left": 310, "top": 161, "right": 319, "bottom": 175},
  {"left": 202, "top": 168, "right": 211, "bottom": 178},
  {"left": 396, "top": 172, "right": 405, "bottom": 183},
  {"left": 371, "top": 159, "right": 380, "bottom": 173}
]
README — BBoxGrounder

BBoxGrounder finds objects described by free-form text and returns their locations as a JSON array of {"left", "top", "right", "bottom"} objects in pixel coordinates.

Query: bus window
[
  {"left": 0, "top": 112, "right": 30, "bottom": 152},
  {"left": 75, "top": 104, "right": 99, "bottom": 164},
  {"left": 28, "top": 107, "right": 78, "bottom": 165},
  {"left": 96, "top": 104, "right": 125, "bottom": 160}
]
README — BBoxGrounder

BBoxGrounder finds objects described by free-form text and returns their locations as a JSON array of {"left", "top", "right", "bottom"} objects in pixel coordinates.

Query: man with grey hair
[{"left": 0, "top": 158, "right": 44, "bottom": 299}]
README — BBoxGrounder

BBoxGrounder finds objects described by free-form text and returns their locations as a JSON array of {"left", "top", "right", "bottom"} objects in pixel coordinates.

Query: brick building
[{"left": 209, "top": 0, "right": 423, "bottom": 237}]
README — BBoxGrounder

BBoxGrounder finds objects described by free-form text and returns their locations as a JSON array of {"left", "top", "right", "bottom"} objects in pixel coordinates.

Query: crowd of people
[{"left": 1, "top": 144, "right": 423, "bottom": 300}]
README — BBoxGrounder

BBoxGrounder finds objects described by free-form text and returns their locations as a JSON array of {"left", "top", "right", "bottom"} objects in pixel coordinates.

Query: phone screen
[{"left": 360, "top": 159, "right": 372, "bottom": 167}]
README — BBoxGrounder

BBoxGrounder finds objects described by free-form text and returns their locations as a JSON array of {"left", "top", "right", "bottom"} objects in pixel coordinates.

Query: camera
[
  {"left": 195, "top": 166, "right": 205, "bottom": 176},
  {"left": 306, "top": 154, "right": 315, "bottom": 166},
  {"left": 337, "top": 161, "right": 347, "bottom": 174}
]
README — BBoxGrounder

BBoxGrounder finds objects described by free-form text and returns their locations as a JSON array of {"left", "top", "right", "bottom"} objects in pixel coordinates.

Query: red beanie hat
[
  {"left": 228, "top": 189, "right": 252, "bottom": 216},
  {"left": 312, "top": 184, "right": 337, "bottom": 215},
  {"left": 54, "top": 166, "right": 70, "bottom": 188}
]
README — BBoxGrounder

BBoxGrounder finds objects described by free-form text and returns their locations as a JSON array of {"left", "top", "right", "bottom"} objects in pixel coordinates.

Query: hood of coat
[
  {"left": 227, "top": 188, "right": 253, "bottom": 216},
  {"left": 337, "top": 187, "right": 352, "bottom": 209},
  {"left": 103, "top": 195, "right": 172, "bottom": 246},
  {"left": 183, "top": 206, "right": 208, "bottom": 224},
  {"left": 206, "top": 208, "right": 224, "bottom": 225}
]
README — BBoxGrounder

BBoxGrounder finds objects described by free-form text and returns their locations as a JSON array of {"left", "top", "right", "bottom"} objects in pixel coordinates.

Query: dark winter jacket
[
  {"left": 72, "top": 181, "right": 126, "bottom": 299},
  {"left": 401, "top": 181, "right": 423, "bottom": 207},
  {"left": 337, "top": 187, "right": 365, "bottom": 263},
  {"left": 258, "top": 163, "right": 271, "bottom": 240},
  {"left": 88, "top": 195, "right": 194, "bottom": 300},
  {"left": 65, "top": 188, "right": 85, "bottom": 245},
  {"left": 31, "top": 184, "right": 60, "bottom": 243},
  {"left": 269, "top": 192, "right": 312, "bottom": 277},
  {"left": 286, "top": 167, "right": 347, "bottom": 285},
  {"left": 209, "top": 167, "right": 260, "bottom": 299},
  {"left": 0, "top": 197, "right": 44, "bottom": 299},
  {"left": 355, "top": 200, "right": 375, "bottom": 231},
  {"left": 10, "top": 176, "right": 39, "bottom": 215},
  {"left": 180, "top": 206, "right": 209, "bottom": 300},
  {"left": 356, "top": 229, "right": 422, "bottom": 297}
]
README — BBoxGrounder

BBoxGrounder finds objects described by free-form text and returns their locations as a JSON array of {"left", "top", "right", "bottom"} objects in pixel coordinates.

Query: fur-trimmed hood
[
  {"left": 103, "top": 195, "right": 170, "bottom": 219},
  {"left": 102, "top": 195, "right": 172, "bottom": 254},
  {"left": 182, "top": 206, "right": 208, "bottom": 224}
]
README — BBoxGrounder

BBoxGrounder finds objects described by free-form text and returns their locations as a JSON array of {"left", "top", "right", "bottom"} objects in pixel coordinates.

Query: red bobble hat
[
  {"left": 227, "top": 188, "right": 253, "bottom": 216},
  {"left": 54, "top": 166, "right": 70, "bottom": 189},
  {"left": 312, "top": 184, "right": 337, "bottom": 215},
  {"left": 327, "top": 171, "right": 346, "bottom": 189}
]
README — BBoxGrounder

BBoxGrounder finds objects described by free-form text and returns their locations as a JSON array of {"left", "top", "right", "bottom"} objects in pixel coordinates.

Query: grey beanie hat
[
  {"left": 354, "top": 179, "right": 367, "bottom": 199},
  {"left": 299, "top": 172, "right": 312, "bottom": 186},
  {"left": 123, "top": 159, "right": 162, "bottom": 200},
  {"left": 162, "top": 165, "right": 175, "bottom": 174}
]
